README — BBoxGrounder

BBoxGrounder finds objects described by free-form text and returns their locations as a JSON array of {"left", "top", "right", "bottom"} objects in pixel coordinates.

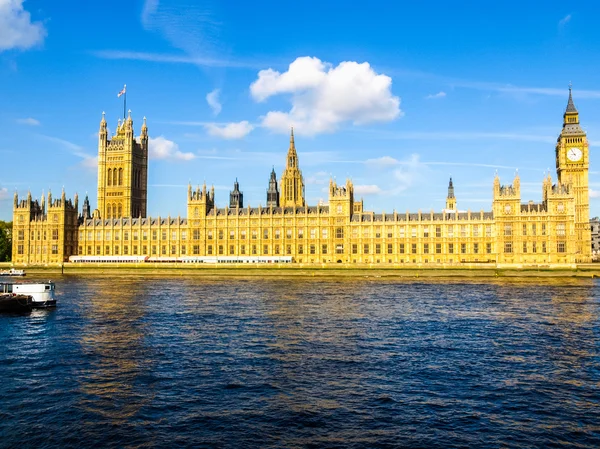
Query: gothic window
[
  {"left": 194, "top": 207, "right": 199, "bottom": 218},
  {"left": 336, "top": 228, "right": 344, "bottom": 239},
  {"left": 108, "top": 169, "right": 112, "bottom": 186},
  {"left": 118, "top": 168, "right": 123, "bottom": 186},
  {"left": 337, "top": 204, "right": 342, "bottom": 214},
  {"left": 113, "top": 169, "right": 118, "bottom": 186},
  {"left": 107, "top": 205, "right": 112, "bottom": 219},
  {"left": 118, "top": 204, "right": 122, "bottom": 217}
]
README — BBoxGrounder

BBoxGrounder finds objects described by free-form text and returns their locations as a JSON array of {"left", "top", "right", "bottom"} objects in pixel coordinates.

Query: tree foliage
[{"left": 0, "top": 221, "right": 12, "bottom": 262}]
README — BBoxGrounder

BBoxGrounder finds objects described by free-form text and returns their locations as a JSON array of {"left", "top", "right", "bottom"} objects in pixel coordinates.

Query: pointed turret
[
  {"left": 566, "top": 84, "right": 577, "bottom": 113},
  {"left": 447, "top": 177, "right": 455, "bottom": 199},
  {"left": 229, "top": 178, "right": 244, "bottom": 208},
  {"left": 287, "top": 127, "right": 298, "bottom": 168},
  {"left": 266, "top": 167, "right": 280, "bottom": 207},
  {"left": 13, "top": 191, "right": 17, "bottom": 208},
  {"left": 562, "top": 84, "right": 583, "bottom": 132},
  {"left": 83, "top": 194, "right": 91, "bottom": 219},
  {"left": 445, "top": 177, "right": 456, "bottom": 211}
]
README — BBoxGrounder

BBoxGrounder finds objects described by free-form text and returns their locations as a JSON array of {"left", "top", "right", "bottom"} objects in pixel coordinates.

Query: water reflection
[{"left": 77, "top": 277, "right": 155, "bottom": 426}]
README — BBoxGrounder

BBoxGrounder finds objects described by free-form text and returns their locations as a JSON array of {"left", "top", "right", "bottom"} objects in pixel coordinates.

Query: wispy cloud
[
  {"left": 354, "top": 185, "right": 382, "bottom": 195},
  {"left": 558, "top": 14, "right": 571, "bottom": 28},
  {"left": 590, "top": 188, "right": 600, "bottom": 199},
  {"left": 0, "top": 187, "right": 9, "bottom": 201},
  {"left": 206, "top": 88, "right": 222, "bottom": 115},
  {"left": 305, "top": 171, "right": 329, "bottom": 185},
  {"left": 425, "top": 91, "right": 446, "bottom": 100},
  {"left": 16, "top": 117, "right": 40, "bottom": 126},
  {"left": 361, "top": 129, "right": 557, "bottom": 144},
  {"left": 205, "top": 121, "right": 254, "bottom": 139},
  {"left": 449, "top": 79, "right": 600, "bottom": 99},
  {"left": 91, "top": 50, "right": 263, "bottom": 69},
  {"left": 40, "top": 135, "right": 97, "bottom": 170}
]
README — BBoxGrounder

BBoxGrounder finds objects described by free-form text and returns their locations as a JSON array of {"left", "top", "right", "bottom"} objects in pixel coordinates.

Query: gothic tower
[
  {"left": 280, "top": 128, "right": 305, "bottom": 208},
  {"left": 445, "top": 177, "right": 456, "bottom": 211},
  {"left": 555, "top": 86, "right": 591, "bottom": 261},
  {"left": 266, "top": 168, "right": 279, "bottom": 207},
  {"left": 97, "top": 111, "right": 148, "bottom": 219},
  {"left": 229, "top": 179, "right": 243, "bottom": 208}
]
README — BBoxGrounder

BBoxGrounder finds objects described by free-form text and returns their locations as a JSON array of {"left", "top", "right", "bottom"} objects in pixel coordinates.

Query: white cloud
[
  {"left": 149, "top": 136, "right": 195, "bottom": 160},
  {"left": 305, "top": 171, "right": 329, "bottom": 185},
  {"left": 392, "top": 153, "right": 428, "bottom": 193},
  {"left": 205, "top": 121, "right": 254, "bottom": 139},
  {"left": 0, "top": 0, "right": 46, "bottom": 52},
  {"left": 354, "top": 185, "right": 382, "bottom": 195},
  {"left": 206, "top": 88, "right": 222, "bottom": 115},
  {"left": 426, "top": 91, "right": 446, "bottom": 99},
  {"left": 141, "top": 0, "right": 159, "bottom": 28},
  {"left": 0, "top": 187, "right": 8, "bottom": 200},
  {"left": 16, "top": 117, "right": 40, "bottom": 126},
  {"left": 559, "top": 14, "right": 571, "bottom": 28},
  {"left": 78, "top": 155, "right": 98, "bottom": 170},
  {"left": 365, "top": 156, "right": 400, "bottom": 167},
  {"left": 590, "top": 189, "right": 600, "bottom": 199},
  {"left": 250, "top": 56, "right": 401, "bottom": 135}
]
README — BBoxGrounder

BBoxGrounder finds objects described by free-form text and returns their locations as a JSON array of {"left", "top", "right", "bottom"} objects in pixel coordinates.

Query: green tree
[{"left": 0, "top": 221, "right": 12, "bottom": 262}]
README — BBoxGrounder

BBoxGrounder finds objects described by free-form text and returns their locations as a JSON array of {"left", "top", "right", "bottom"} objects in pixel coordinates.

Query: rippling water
[{"left": 1, "top": 275, "right": 600, "bottom": 448}]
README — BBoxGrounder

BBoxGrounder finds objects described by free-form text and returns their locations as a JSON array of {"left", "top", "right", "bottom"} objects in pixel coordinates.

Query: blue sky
[{"left": 2, "top": 0, "right": 600, "bottom": 220}]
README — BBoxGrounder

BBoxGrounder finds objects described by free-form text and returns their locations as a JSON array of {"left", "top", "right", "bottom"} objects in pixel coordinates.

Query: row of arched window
[
  {"left": 107, "top": 167, "right": 145, "bottom": 189},
  {"left": 133, "top": 168, "right": 143, "bottom": 189},
  {"left": 106, "top": 203, "right": 123, "bottom": 219},
  {"left": 107, "top": 168, "right": 123, "bottom": 186}
]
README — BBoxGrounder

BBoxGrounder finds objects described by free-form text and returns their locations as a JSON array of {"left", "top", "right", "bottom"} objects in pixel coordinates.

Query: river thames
[{"left": 0, "top": 276, "right": 599, "bottom": 448}]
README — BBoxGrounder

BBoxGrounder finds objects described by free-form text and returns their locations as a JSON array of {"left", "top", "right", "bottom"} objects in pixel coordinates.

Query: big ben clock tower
[{"left": 555, "top": 86, "right": 591, "bottom": 262}]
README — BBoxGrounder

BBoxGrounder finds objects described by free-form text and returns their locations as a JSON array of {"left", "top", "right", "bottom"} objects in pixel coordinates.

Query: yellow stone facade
[{"left": 11, "top": 90, "right": 592, "bottom": 266}]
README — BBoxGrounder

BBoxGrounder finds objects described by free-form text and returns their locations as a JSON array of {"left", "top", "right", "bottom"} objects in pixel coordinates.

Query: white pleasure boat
[
  {"left": 0, "top": 268, "right": 26, "bottom": 277},
  {"left": 0, "top": 281, "right": 56, "bottom": 308}
]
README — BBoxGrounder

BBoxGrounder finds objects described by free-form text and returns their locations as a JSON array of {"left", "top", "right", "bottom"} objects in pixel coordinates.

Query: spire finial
[
  {"left": 290, "top": 127, "right": 295, "bottom": 147},
  {"left": 566, "top": 83, "right": 578, "bottom": 113}
]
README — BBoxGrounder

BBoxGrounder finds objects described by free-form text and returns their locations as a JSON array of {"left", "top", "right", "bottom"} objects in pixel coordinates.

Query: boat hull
[
  {"left": 31, "top": 299, "right": 57, "bottom": 309},
  {"left": 0, "top": 294, "right": 33, "bottom": 313}
]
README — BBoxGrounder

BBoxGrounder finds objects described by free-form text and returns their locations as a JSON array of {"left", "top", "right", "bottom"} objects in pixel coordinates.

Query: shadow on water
[{"left": 0, "top": 275, "right": 599, "bottom": 448}]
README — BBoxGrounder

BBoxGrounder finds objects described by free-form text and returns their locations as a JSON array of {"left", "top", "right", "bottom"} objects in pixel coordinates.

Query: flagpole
[{"left": 123, "top": 84, "right": 127, "bottom": 119}]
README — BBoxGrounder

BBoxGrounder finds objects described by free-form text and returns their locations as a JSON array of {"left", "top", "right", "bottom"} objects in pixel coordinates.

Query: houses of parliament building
[{"left": 11, "top": 89, "right": 592, "bottom": 266}]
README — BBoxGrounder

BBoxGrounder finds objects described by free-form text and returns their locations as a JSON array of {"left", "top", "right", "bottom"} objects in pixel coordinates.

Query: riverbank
[{"left": 2, "top": 262, "right": 600, "bottom": 278}]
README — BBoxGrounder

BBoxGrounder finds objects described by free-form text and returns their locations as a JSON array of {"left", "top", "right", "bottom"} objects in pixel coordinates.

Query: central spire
[
  {"left": 281, "top": 128, "right": 305, "bottom": 208},
  {"left": 286, "top": 127, "right": 298, "bottom": 168}
]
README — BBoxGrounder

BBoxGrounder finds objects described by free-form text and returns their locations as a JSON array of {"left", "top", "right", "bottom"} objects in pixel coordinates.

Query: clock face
[{"left": 567, "top": 147, "right": 583, "bottom": 162}]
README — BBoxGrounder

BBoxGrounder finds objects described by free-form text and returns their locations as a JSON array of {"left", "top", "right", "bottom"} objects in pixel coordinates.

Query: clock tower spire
[{"left": 555, "top": 85, "right": 590, "bottom": 262}]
